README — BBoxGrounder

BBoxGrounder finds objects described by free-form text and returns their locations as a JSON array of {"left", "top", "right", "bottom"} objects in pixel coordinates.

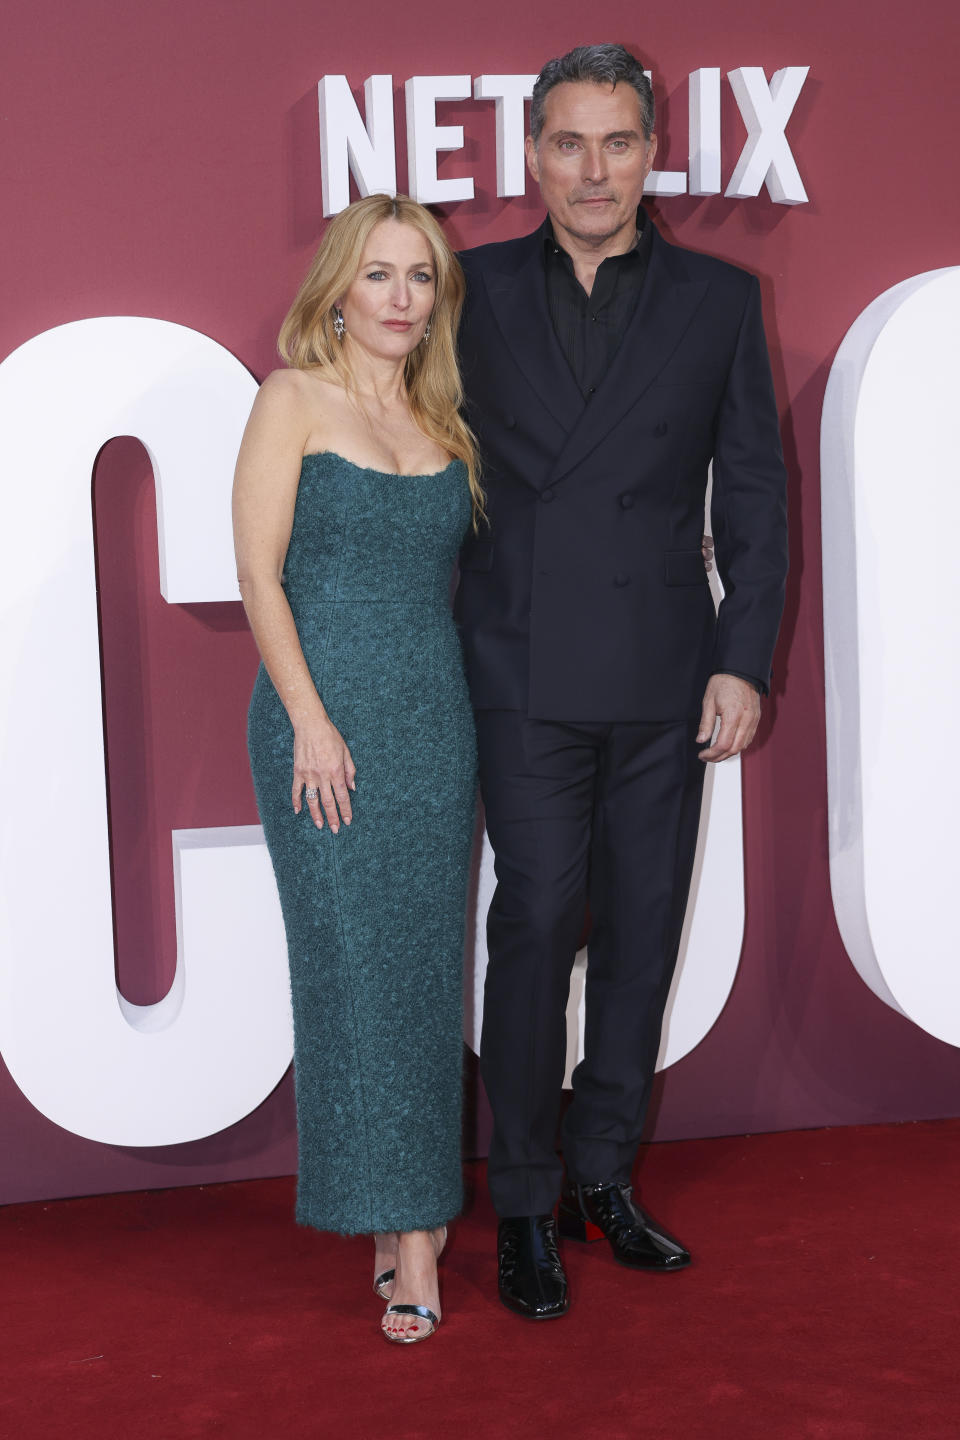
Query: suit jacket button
[
  {"left": 655, "top": 421, "right": 668, "bottom": 437},
  {"left": 504, "top": 413, "right": 517, "bottom": 429},
  {"left": 540, "top": 489, "right": 555, "bottom": 503},
  {"left": 619, "top": 493, "right": 635, "bottom": 509},
  {"left": 614, "top": 573, "right": 629, "bottom": 587}
]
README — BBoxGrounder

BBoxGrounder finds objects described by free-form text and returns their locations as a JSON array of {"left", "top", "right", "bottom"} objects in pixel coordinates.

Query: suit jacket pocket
[
  {"left": 664, "top": 550, "right": 708, "bottom": 586},
  {"left": 460, "top": 537, "right": 495, "bottom": 572}
]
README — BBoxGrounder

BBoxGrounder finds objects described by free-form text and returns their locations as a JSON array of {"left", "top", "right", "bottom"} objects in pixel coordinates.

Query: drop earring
[
  {"left": 333, "top": 307, "right": 345, "bottom": 340},
  {"left": 423, "top": 322, "right": 431, "bottom": 341}
]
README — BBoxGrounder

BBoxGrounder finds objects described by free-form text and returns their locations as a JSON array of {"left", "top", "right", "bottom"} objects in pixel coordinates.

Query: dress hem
[{"left": 295, "top": 1202, "right": 462, "bottom": 1238}]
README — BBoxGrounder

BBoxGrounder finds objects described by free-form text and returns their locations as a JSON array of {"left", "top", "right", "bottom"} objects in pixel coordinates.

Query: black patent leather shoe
[
  {"left": 558, "top": 1181, "right": 691, "bottom": 1271},
  {"left": 497, "top": 1215, "right": 569, "bottom": 1319}
]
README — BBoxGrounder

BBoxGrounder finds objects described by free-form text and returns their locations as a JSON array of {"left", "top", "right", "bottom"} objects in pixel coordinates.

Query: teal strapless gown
[{"left": 247, "top": 452, "right": 477, "bottom": 1235}]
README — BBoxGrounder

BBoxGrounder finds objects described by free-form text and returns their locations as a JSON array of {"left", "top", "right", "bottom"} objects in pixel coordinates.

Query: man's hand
[{"left": 696, "top": 673, "right": 761, "bottom": 762}]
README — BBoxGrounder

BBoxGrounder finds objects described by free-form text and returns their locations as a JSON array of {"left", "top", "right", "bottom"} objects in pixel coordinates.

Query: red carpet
[{"left": 4, "top": 1121, "right": 959, "bottom": 1440}]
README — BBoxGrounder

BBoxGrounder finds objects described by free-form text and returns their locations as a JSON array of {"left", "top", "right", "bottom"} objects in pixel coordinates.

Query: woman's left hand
[{"left": 293, "top": 712, "right": 357, "bottom": 834}]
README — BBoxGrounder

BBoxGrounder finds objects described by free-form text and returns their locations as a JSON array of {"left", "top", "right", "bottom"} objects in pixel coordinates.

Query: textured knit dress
[{"left": 247, "top": 452, "right": 477, "bottom": 1236}]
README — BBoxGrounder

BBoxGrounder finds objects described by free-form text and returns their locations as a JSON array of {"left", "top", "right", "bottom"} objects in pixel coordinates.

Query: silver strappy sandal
[
  {"left": 381, "top": 1303, "right": 440, "bottom": 1344},
  {"left": 373, "top": 1267, "right": 395, "bottom": 1300},
  {"left": 379, "top": 1225, "right": 446, "bottom": 1343}
]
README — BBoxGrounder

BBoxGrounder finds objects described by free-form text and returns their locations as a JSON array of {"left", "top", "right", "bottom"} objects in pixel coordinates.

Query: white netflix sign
[{"left": 317, "top": 67, "right": 811, "bottom": 215}]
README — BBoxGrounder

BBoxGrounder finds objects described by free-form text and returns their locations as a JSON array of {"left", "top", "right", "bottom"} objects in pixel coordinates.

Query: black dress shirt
[
  {"left": 541, "top": 212, "right": 763, "bottom": 697},
  {"left": 543, "top": 213, "right": 651, "bottom": 399}
]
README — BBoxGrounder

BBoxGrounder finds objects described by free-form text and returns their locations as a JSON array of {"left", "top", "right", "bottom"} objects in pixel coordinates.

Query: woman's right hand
[{"left": 292, "top": 714, "right": 357, "bottom": 833}]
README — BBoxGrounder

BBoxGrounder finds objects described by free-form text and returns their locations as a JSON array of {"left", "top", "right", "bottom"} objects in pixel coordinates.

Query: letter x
[{"left": 726, "top": 66, "right": 809, "bottom": 205}]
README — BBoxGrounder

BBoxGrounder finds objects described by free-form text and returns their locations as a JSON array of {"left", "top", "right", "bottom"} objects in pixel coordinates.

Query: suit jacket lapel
[
  {"left": 480, "top": 232, "right": 585, "bottom": 435},
  {"left": 549, "top": 226, "right": 708, "bottom": 487}
]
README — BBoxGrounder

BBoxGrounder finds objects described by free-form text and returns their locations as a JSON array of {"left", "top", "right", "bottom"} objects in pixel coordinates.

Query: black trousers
[{"left": 475, "top": 710, "right": 707, "bottom": 1218}]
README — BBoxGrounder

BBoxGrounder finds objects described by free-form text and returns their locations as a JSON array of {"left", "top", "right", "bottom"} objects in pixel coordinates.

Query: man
[{"left": 456, "top": 43, "right": 788, "bottom": 1319}]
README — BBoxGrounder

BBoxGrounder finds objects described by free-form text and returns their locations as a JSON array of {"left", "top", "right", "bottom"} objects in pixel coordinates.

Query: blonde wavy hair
[{"left": 278, "top": 194, "right": 483, "bottom": 526}]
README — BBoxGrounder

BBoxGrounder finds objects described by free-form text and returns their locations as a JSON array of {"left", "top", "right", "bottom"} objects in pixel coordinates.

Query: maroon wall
[{"left": 2, "top": 0, "right": 959, "bottom": 1204}]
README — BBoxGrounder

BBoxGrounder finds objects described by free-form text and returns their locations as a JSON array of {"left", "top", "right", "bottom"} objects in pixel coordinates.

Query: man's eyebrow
[{"left": 546, "top": 128, "right": 642, "bottom": 143}]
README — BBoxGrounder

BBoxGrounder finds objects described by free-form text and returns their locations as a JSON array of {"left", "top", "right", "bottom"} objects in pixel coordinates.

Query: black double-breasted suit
[{"left": 456, "top": 216, "right": 788, "bottom": 1217}]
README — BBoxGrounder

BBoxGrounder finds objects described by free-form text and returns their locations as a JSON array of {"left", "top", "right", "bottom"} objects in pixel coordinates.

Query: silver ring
[{"left": 304, "top": 787, "right": 319, "bottom": 800}]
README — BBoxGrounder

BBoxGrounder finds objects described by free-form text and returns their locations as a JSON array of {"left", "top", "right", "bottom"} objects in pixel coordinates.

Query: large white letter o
[{"left": 821, "top": 268, "right": 960, "bottom": 1046}]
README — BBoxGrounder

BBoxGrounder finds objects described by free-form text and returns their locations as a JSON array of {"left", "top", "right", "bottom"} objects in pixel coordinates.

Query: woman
[{"left": 233, "top": 194, "right": 481, "bottom": 1345}]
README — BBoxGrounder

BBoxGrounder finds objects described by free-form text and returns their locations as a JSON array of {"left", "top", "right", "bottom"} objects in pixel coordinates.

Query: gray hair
[{"left": 529, "top": 44, "right": 655, "bottom": 144}]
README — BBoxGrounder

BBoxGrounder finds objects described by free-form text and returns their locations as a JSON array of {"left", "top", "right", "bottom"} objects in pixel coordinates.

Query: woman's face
[{"left": 340, "top": 218, "right": 436, "bottom": 362}]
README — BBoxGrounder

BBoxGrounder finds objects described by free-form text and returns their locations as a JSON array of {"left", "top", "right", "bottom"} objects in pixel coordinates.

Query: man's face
[{"left": 525, "top": 80, "right": 657, "bottom": 247}]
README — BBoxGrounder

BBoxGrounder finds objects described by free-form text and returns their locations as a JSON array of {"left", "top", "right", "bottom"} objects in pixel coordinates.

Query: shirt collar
[{"left": 542, "top": 208, "right": 648, "bottom": 264}]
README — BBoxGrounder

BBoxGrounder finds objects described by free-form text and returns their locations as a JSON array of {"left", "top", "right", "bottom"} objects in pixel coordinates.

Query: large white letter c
[{"left": 0, "top": 318, "right": 293, "bottom": 1145}]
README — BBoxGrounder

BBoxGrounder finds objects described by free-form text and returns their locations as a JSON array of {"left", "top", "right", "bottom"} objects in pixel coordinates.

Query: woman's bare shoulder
[
  {"left": 260, "top": 365, "right": 344, "bottom": 411},
  {"left": 258, "top": 366, "right": 313, "bottom": 401},
  {"left": 248, "top": 367, "right": 317, "bottom": 433}
]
